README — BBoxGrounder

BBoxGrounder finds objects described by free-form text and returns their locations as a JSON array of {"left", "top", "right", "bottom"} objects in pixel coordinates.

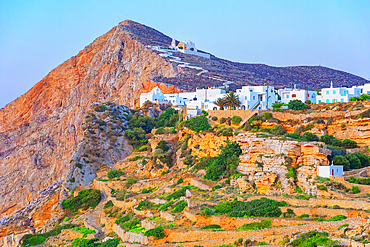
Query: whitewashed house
[
  {"left": 317, "top": 165, "right": 343, "bottom": 178},
  {"left": 140, "top": 87, "right": 166, "bottom": 107},
  {"left": 278, "top": 85, "right": 318, "bottom": 104},
  {"left": 316, "top": 82, "right": 361, "bottom": 103},
  {"left": 236, "top": 85, "right": 278, "bottom": 110}
]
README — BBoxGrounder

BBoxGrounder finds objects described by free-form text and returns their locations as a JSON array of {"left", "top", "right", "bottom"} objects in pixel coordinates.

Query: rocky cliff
[{"left": 0, "top": 20, "right": 178, "bottom": 218}]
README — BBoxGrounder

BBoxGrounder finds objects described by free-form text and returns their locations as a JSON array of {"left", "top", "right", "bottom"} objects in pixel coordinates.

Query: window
[
  {"left": 326, "top": 91, "right": 329, "bottom": 95},
  {"left": 253, "top": 96, "right": 255, "bottom": 100},
  {"left": 332, "top": 99, "right": 335, "bottom": 103},
  {"left": 318, "top": 100, "right": 321, "bottom": 103},
  {"left": 326, "top": 99, "right": 329, "bottom": 103},
  {"left": 341, "top": 99, "right": 344, "bottom": 102},
  {"left": 333, "top": 90, "right": 336, "bottom": 94},
  {"left": 312, "top": 95, "right": 314, "bottom": 98},
  {"left": 286, "top": 95, "right": 289, "bottom": 98},
  {"left": 292, "top": 94, "right": 296, "bottom": 98},
  {"left": 245, "top": 96, "right": 247, "bottom": 100}
]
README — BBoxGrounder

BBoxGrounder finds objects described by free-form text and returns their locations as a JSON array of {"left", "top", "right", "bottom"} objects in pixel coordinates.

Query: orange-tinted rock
[{"left": 32, "top": 192, "right": 61, "bottom": 231}]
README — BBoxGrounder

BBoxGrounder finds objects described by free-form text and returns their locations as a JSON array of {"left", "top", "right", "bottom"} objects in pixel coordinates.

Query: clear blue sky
[{"left": 0, "top": 0, "right": 369, "bottom": 108}]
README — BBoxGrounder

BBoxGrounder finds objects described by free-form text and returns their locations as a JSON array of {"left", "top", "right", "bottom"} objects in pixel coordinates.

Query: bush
[
  {"left": 301, "top": 132, "right": 319, "bottom": 142},
  {"left": 166, "top": 187, "right": 187, "bottom": 201},
  {"left": 270, "top": 124, "right": 287, "bottom": 135},
  {"left": 213, "top": 198, "right": 286, "bottom": 218},
  {"left": 297, "top": 214, "right": 310, "bottom": 219},
  {"left": 231, "top": 116, "right": 242, "bottom": 125},
  {"left": 62, "top": 189, "right": 101, "bottom": 212},
  {"left": 291, "top": 230, "right": 339, "bottom": 247},
  {"left": 108, "top": 169, "right": 124, "bottom": 179},
  {"left": 171, "top": 200, "right": 188, "bottom": 212},
  {"left": 342, "top": 139, "right": 358, "bottom": 149},
  {"left": 320, "top": 134, "right": 343, "bottom": 147},
  {"left": 201, "top": 224, "right": 222, "bottom": 230},
  {"left": 205, "top": 141, "right": 242, "bottom": 181},
  {"left": 237, "top": 220, "right": 271, "bottom": 231},
  {"left": 288, "top": 100, "right": 306, "bottom": 111},
  {"left": 144, "top": 226, "right": 166, "bottom": 239},
  {"left": 261, "top": 112, "right": 273, "bottom": 120},
  {"left": 200, "top": 207, "right": 214, "bottom": 218},
  {"left": 155, "top": 127, "right": 165, "bottom": 134},
  {"left": 137, "top": 199, "right": 156, "bottom": 211},
  {"left": 183, "top": 115, "right": 211, "bottom": 133},
  {"left": 104, "top": 200, "right": 114, "bottom": 209},
  {"left": 125, "top": 178, "right": 138, "bottom": 188},
  {"left": 115, "top": 212, "right": 133, "bottom": 224},
  {"left": 333, "top": 156, "right": 350, "bottom": 171},
  {"left": 21, "top": 224, "right": 75, "bottom": 246},
  {"left": 176, "top": 177, "right": 183, "bottom": 185},
  {"left": 327, "top": 215, "right": 347, "bottom": 221},
  {"left": 219, "top": 117, "right": 226, "bottom": 124},
  {"left": 243, "top": 123, "right": 252, "bottom": 131},
  {"left": 211, "top": 116, "right": 218, "bottom": 121},
  {"left": 121, "top": 219, "right": 140, "bottom": 230},
  {"left": 317, "top": 185, "right": 327, "bottom": 191},
  {"left": 352, "top": 186, "right": 360, "bottom": 194},
  {"left": 285, "top": 167, "right": 297, "bottom": 179}
]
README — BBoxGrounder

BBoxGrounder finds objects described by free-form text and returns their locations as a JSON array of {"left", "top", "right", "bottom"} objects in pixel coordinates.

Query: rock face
[{"left": 0, "top": 20, "right": 178, "bottom": 218}]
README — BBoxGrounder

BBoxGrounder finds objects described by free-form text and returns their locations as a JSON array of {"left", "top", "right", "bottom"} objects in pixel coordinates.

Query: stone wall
[
  {"left": 272, "top": 109, "right": 366, "bottom": 122},
  {"left": 280, "top": 206, "right": 350, "bottom": 218},
  {"left": 112, "top": 224, "right": 148, "bottom": 245},
  {"left": 334, "top": 176, "right": 370, "bottom": 193},
  {"left": 247, "top": 196, "right": 370, "bottom": 210},
  {"left": 207, "top": 110, "right": 256, "bottom": 121}
]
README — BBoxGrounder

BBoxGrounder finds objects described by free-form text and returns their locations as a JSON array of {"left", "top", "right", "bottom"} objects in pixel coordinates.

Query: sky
[{"left": 0, "top": 0, "right": 369, "bottom": 108}]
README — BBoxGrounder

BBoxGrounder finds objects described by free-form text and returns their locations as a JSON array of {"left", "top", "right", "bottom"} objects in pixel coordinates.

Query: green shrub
[
  {"left": 94, "top": 105, "right": 107, "bottom": 112},
  {"left": 212, "top": 185, "right": 221, "bottom": 191},
  {"left": 125, "top": 178, "right": 138, "bottom": 188},
  {"left": 74, "top": 163, "right": 83, "bottom": 169},
  {"left": 62, "top": 189, "right": 101, "bottom": 212},
  {"left": 297, "top": 214, "right": 310, "bottom": 219},
  {"left": 214, "top": 198, "right": 286, "bottom": 218},
  {"left": 121, "top": 219, "right": 141, "bottom": 230},
  {"left": 301, "top": 132, "right": 319, "bottom": 142},
  {"left": 219, "top": 117, "right": 226, "bottom": 124},
  {"left": 201, "top": 224, "right": 222, "bottom": 230},
  {"left": 21, "top": 224, "right": 75, "bottom": 246},
  {"left": 183, "top": 115, "right": 211, "bottom": 133},
  {"left": 285, "top": 167, "right": 297, "bottom": 179},
  {"left": 313, "top": 176, "right": 330, "bottom": 184},
  {"left": 145, "top": 226, "right": 165, "bottom": 239},
  {"left": 270, "top": 124, "right": 287, "bottom": 135},
  {"left": 288, "top": 100, "right": 306, "bottom": 111},
  {"left": 68, "top": 238, "right": 120, "bottom": 247},
  {"left": 327, "top": 215, "right": 346, "bottom": 221},
  {"left": 231, "top": 116, "right": 242, "bottom": 125},
  {"left": 291, "top": 230, "right": 339, "bottom": 247},
  {"left": 200, "top": 207, "right": 214, "bottom": 218},
  {"left": 171, "top": 200, "right": 188, "bottom": 213},
  {"left": 108, "top": 169, "right": 124, "bottom": 179},
  {"left": 104, "top": 200, "right": 114, "bottom": 209},
  {"left": 317, "top": 185, "right": 327, "bottom": 191},
  {"left": 165, "top": 187, "right": 188, "bottom": 201},
  {"left": 155, "top": 127, "right": 165, "bottom": 134},
  {"left": 71, "top": 227, "right": 96, "bottom": 234},
  {"left": 352, "top": 186, "right": 360, "bottom": 194},
  {"left": 211, "top": 116, "right": 218, "bottom": 121},
  {"left": 342, "top": 139, "right": 358, "bottom": 149},
  {"left": 137, "top": 199, "right": 156, "bottom": 211},
  {"left": 237, "top": 220, "right": 271, "bottom": 231},
  {"left": 261, "top": 112, "right": 272, "bottom": 120},
  {"left": 176, "top": 177, "right": 183, "bottom": 185},
  {"left": 115, "top": 212, "right": 133, "bottom": 224}
]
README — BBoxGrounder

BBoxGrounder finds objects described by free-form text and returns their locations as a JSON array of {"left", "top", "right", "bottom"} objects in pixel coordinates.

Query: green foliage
[
  {"left": 231, "top": 116, "right": 242, "bottom": 125},
  {"left": 75, "top": 162, "right": 83, "bottom": 169},
  {"left": 125, "top": 178, "right": 138, "bottom": 188},
  {"left": 165, "top": 187, "right": 188, "bottom": 201},
  {"left": 145, "top": 226, "right": 166, "bottom": 239},
  {"left": 137, "top": 199, "right": 156, "bottom": 211},
  {"left": 212, "top": 185, "right": 221, "bottom": 191},
  {"left": 68, "top": 238, "right": 120, "bottom": 247},
  {"left": 288, "top": 99, "right": 306, "bottom": 111},
  {"left": 211, "top": 116, "right": 218, "bottom": 121},
  {"left": 327, "top": 215, "right": 347, "bottom": 221},
  {"left": 176, "top": 177, "right": 183, "bottom": 185},
  {"left": 94, "top": 105, "right": 107, "bottom": 112},
  {"left": 285, "top": 167, "right": 297, "bottom": 179},
  {"left": 291, "top": 230, "right": 340, "bottom": 247},
  {"left": 115, "top": 212, "right": 133, "bottom": 225},
  {"left": 297, "top": 214, "right": 310, "bottom": 219},
  {"left": 350, "top": 94, "right": 370, "bottom": 102},
  {"left": 219, "top": 117, "right": 226, "bottom": 124},
  {"left": 22, "top": 224, "right": 75, "bottom": 246},
  {"left": 62, "top": 189, "right": 101, "bottom": 212},
  {"left": 200, "top": 207, "right": 214, "bottom": 218},
  {"left": 272, "top": 102, "right": 287, "bottom": 111},
  {"left": 107, "top": 169, "right": 124, "bottom": 179},
  {"left": 352, "top": 186, "right": 360, "bottom": 194},
  {"left": 121, "top": 219, "right": 140, "bottom": 230},
  {"left": 261, "top": 112, "right": 273, "bottom": 120},
  {"left": 317, "top": 185, "right": 327, "bottom": 191},
  {"left": 155, "top": 127, "right": 165, "bottom": 134},
  {"left": 104, "top": 200, "right": 113, "bottom": 209},
  {"left": 201, "top": 224, "right": 222, "bottom": 230},
  {"left": 183, "top": 115, "right": 211, "bottom": 133},
  {"left": 313, "top": 176, "right": 330, "bottom": 184},
  {"left": 156, "top": 140, "right": 170, "bottom": 152},
  {"left": 213, "top": 198, "right": 287, "bottom": 218},
  {"left": 152, "top": 141, "right": 173, "bottom": 168},
  {"left": 71, "top": 227, "right": 96, "bottom": 234},
  {"left": 171, "top": 200, "right": 188, "bottom": 213},
  {"left": 205, "top": 141, "right": 242, "bottom": 181},
  {"left": 301, "top": 132, "right": 319, "bottom": 142},
  {"left": 345, "top": 153, "right": 362, "bottom": 170},
  {"left": 158, "top": 200, "right": 175, "bottom": 211},
  {"left": 237, "top": 220, "right": 271, "bottom": 231},
  {"left": 156, "top": 108, "right": 179, "bottom": 128},
  {"left": 346, "top": 176, "right": 370, "bottom": 185},
  {"left": 333, "top": 155, "right": 350, "bottom": 170},
  {"left": 270, "top": 124, "right": 287, "bottom": 135}
]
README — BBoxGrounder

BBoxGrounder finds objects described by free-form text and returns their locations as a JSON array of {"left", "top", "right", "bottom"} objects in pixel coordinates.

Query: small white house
[
  {"left": 316, "top": 82, "right": 361, "bottom": 103},
  {"left": 317, "top": 165, "right": 343, "bottom": 178},
  {"left": 236, "top": 85, "right": 278, "bottom": 110},
  {"left": 278, "top": 85, "right": 317, "bottom": 104},
  {"left": 140, "top": 87, "right": 165, "bottom": 107}
]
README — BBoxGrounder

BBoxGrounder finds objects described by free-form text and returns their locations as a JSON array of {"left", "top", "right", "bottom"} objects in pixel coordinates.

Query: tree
[
  {"left": 214, "top": 98, "right": 226, "bottom": 110},
  {"left": 183, "top": 115, "right": 211, "bottom": 133},
  {"left": 270, "top": 124, "right": 287, "bottom": 135},
  {"left": 231, "top": 116, "right": 242, "bottom": 125},
  {"left": 223, "top": 92, "right": 241, "bottom": 110},
  {"left": 301, "top": 132, "right": 319, "bottom": 142},
  {"left": 345, "top": 153, "right": 362, "bottom": 170},
  {"left": 288, "top": 99, "right": 306, "bottom": 111},
  {"left": 333, "top": 156, "right": 350, "bottom": 171},
  {"left": 342, "top": 139, "right": 358, "bottom": 149}
]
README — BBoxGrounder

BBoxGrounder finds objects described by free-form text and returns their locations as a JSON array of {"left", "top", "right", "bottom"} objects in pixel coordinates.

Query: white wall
[{"left": 317, "top": 165, "right": 343, "bottom": 178}]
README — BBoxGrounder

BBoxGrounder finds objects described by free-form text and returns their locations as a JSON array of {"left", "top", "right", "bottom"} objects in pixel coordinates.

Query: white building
[
  {"left": 316, "top": 82, "right": 361, "bottom": 103},
  {"left": 163, "top": 93, "right": 186, "bottom": 106},
  {"left": 236, "top": 85, "right": 278, "bottom": 110},
  {"left": 317, "top": 165, "right": 343, "bottom": 178},
  {"left": 169, "top": 38, "right": 210, "bottom": 59},
  {"left": 139, "top": 87, "right": 165, "bottom": 107},
  {"left": 278, "top": 85, "right": 318, "bottom": 104}
]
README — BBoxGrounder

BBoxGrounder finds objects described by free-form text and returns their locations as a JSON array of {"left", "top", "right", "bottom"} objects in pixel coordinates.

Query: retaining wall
[
  {"left": 112, "top": 224, "right": 148, "bottom": 245},
  {"left": 208, "top": 110, "right": 257, "bottom": 120},
  {"left": 272, "top": 109, "right": 366, "bottom": 122}
]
